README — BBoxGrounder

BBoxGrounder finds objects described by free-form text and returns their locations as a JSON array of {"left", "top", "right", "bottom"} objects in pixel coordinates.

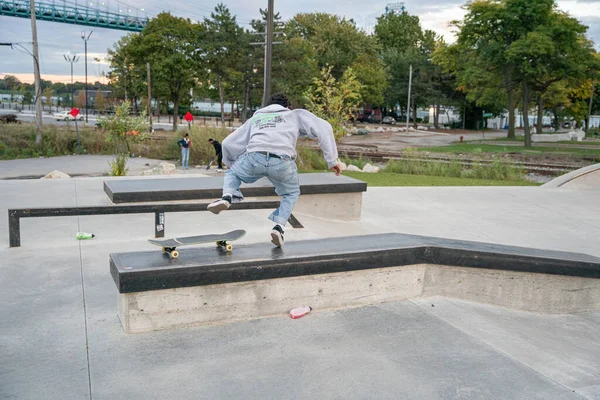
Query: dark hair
[
  {"left": 208, "top": 138, "right": 214, "bottom": 142},
  {"left": 267, "top": 93, "right": 291, "bottom": 108},
  {"left": 184, "top": 133, "right": 189, "bottom": 137}
]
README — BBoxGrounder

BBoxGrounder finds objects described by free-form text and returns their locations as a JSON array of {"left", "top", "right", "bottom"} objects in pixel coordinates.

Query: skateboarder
[
  {"left": 207, "top": 93, "right": 342, "bottom": 248},
  {"left": 177, "top": 133, "right": 191, "bottom": 169},
  {"left": 208, "top": 138, "right": 223, "bottom": 172}
]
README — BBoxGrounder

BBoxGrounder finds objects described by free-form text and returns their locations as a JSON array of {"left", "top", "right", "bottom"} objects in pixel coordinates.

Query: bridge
[{"left": 0, "top": 0, "right": 148, "bottom": 31}]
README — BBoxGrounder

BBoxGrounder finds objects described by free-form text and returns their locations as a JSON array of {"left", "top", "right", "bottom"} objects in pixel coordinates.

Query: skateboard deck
[
  {"left": 148, "top": 229, "right": 246, "bottom": 259},
  {"left": 206, "top": 157, "right": 215, "bottom": 170}
]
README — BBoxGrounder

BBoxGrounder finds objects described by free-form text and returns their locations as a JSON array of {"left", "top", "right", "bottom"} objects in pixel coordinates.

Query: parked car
[
  {"left": 382, "top": 116, "right": 396, "bottom": 125},
  {"left": 54, "top": 111, "right": 83, "bottom": 121}
]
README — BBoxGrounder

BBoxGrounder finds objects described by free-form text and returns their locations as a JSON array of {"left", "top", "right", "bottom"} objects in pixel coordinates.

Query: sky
[{"left": 1, "top": 0, "right": 599, "bottom": 84}]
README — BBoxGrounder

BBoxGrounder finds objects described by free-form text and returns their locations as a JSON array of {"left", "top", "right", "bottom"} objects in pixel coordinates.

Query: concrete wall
[{"left": 118, "top": 264, "right": 600, "bottom": 333}]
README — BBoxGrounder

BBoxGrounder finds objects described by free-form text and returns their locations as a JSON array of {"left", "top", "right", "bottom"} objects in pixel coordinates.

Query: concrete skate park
[{"left": 1, "top": 157, "right": 600, "bottom": 399}]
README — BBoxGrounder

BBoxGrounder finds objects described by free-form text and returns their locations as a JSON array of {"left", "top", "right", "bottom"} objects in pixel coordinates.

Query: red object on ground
[
  {"left": 460, "top": 136, "right": 464, "bottom": 143},
  {"left": 290, "top": 306, "right": 312, "bottom": 319},
  {"left": 184, "top": 111, "right": 194, "bottom": 122},
  {"left": 70, "top": 108, "right": 80, "bottom": 118}
]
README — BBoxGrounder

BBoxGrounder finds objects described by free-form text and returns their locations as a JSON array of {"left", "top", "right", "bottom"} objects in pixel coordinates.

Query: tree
[
  {"left": 4, "top": 75, "right": 21, "bottom": 91},
  {"left": 43, "top": 87, "right": 52, "bottom": 112},
  {"left": 446, "top": 0, "right": 598, "bottom": 144},
  {"left": 204, "top": 4, "right": 245, "bottom": 124},
  {"left": 375, "top": 10, "right": 441, "bottom": 119},
  {"left": 95, "top": 91, "right": 108, "bottom": 112},
  {"left": 75, "top": 91, "right": 86, "bottom": 108},
  {"left": 98, "top": 101, "right": 150, "bottom": 176},
  {"left": 22, "top": 90, "right": 33, "bottom": 106},
  {"left": 305, "top": 65, "right": 362, "bottom": 141},
  {"left": 106, "top": 34, "right": 147, "bottom": 107},
  {"left": 287, "top": 13, "right": 386, "bottom": 106}
]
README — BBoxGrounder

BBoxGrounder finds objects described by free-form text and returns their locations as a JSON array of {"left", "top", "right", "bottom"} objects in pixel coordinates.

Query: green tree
[
  {"left": 446, "top": 0, "right": 598, "bottom": 144},
  {"left": 4, "top": 75, "right": 21, "bottom": 91},
  {"left": 43, "top": 87, "right": 52, "bottom": 112},
  {"left": 204, "top": 4, "right": 245, "bottom": 124},
  {"left": 375, "top": 10, "right": 441, "bottom": 120},
  {"left": 98, "top": 101, "right": 150, "bottom": 175},
  {"left": 287, "top": 13, "right": 386, "bottom": 106},
  {"left": 305, "top": 65, "right": 362, "bottom": 141},
  {"left": 106, "top": 34, "right": 147, "bottom": 107},
  {"left": 95, "top": 91, "right": 107, "bottom": 112},
  {"left": 22, "top": 90, "right": 33, "bottom": 106}
]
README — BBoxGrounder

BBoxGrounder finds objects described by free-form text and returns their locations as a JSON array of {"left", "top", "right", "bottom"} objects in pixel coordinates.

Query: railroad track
[{"left": 336, "top": 149, "right": 590, "bottom": 175}]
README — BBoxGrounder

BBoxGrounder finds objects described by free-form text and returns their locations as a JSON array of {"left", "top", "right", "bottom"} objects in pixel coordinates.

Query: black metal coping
[
  {"left": 110, "top": 233, "right": 600, "bottom": 293},
  {"left": 103, "top": 173, "right": 367, "bottom": 203}
]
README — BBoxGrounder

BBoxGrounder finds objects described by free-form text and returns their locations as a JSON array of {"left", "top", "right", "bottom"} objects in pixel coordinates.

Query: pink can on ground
[{"left": 290, "top": 306, "right": 312, "bottom": 319}]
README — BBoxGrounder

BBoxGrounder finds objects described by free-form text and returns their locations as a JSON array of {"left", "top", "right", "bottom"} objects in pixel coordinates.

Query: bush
[
  {"left": 0, "top": 123, "right": 114, "bottom": 159},
  {"left": 340, "top": 153, "right": 372, "bottom": 169},
  {"left": 296, "top": 146, "right": 328, "bottom": 170},
  {"left": 383, "top": 150, "right": 524, "bottom": 181}
]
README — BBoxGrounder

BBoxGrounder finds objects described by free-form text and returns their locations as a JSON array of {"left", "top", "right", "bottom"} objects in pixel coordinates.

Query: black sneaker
[
  {"left": 207, "top": 195, "right": 232, "bottom": 214},
  {"left": 271, "top": 225, "right": 285, "bottom": 248}
]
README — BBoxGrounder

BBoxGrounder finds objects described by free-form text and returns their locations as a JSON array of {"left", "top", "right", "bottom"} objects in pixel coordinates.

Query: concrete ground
[{"left": 1, "top": 158, "right": 600, "bottom": 399}]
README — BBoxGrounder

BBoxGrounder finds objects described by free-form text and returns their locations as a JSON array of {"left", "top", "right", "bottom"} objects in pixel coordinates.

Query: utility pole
[
  {"left": 64, "top": 54, "right": 79, "bottom": 107},
  {"left": 250, "top": 2, "right": 283, "bottom": 107},
  {"left": 406, "top": 64, "right": 412, "bottom": 132},
  {"left": 147, "top": 62, "right": 152, "bottom": 131},
  {"left": 30, "top": 0, "right": 43, "bottom": 143},
  {"left": 81, "top": 30, "right": 93, "bottom": 123},
  {"left": 261, "top": 0, "right": 274, "bottom": 107},
  {"left": 588, "top": 83, "right": 595, "bottom": 132}
]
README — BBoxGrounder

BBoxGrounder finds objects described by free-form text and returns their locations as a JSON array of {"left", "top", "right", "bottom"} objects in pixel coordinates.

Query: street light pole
[
  {"left": 81, "top": 30, "right": 93, "bottom": 123},
  {"left": 406, "top": 64, "right": 413, "bottom": 132},
  {"left": 63, "top": 54, "right": 79, "bottom": 108}
]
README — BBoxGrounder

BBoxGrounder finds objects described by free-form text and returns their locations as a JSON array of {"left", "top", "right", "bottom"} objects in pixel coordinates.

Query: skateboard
[
  {"left": 206, "top": 157, "right": 215, "bottom": 170},
  {"left": 148, "top": 229, "right": 246, "bottom": 259}
]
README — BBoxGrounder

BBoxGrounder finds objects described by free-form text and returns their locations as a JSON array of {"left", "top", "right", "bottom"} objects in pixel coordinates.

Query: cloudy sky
[{"left": 1, "top": 0, "right": 599, "bottom": 84}]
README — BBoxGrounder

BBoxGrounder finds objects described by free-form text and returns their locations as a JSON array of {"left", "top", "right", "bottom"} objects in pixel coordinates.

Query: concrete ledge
[
  {"left": 110, "top": 233, "right": 600, "bottom": 333},
  {"left": 103, "top": 173, "right": 367, "bottom": 203},
  {"left": 118, "top": 265, "right": 426, "bottom": 333},
  {"left": 117, "top": 264, "right": 600, "bottom": 333}
]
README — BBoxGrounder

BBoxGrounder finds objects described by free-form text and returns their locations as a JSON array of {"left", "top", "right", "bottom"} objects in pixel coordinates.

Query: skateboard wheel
[
  {"left": 225, "top": 244, "right": 233, "bottom": 252},
  {"left": 171, "top": 250, "right": 179, "bottom": 259},
  {"left": 162, "top": 247, "right": 168, "bottom": 253}
]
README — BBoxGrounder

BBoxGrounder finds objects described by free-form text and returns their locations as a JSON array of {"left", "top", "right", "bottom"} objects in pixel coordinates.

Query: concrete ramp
[{"left": 543, "top": 163, "right": 600, "bottom": 190}]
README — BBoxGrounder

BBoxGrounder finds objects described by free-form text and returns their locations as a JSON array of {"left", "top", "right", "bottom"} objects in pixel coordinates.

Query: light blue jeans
[
  {"left": 223, "top": 152, "right": 300, "bottom": 226},
  {"left": 181, "top": 147, "right": 189, "bottom": 168}
]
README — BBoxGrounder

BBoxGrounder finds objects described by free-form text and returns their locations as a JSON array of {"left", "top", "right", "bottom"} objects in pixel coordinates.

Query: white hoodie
[{"left": 222, "top": 104, "right": 339, "bottom": 168}]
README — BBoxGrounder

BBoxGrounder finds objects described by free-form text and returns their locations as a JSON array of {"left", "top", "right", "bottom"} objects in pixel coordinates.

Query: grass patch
[
  {"left": 483, "top": 136, "right": 600, "bottom": 146},
  {"left": 0, "top": 122, "right": 230, "bottom": 164},
  {"left": 343, "top": 172, "right": 539, "bottom": 186},
  {"left": 419, "top": 143, "right": 600, "bottom": 157},
  {"left": 0, "top": 122, "right": 113, "bottom": 159}
]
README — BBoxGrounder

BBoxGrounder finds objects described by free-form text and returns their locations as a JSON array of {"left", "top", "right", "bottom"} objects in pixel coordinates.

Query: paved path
[
  {"left": 1, "top": 160, "right": 599, "bottom": 399},
  {"left": 0, "top": 155, "right": 218, "bottom": 179}
]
